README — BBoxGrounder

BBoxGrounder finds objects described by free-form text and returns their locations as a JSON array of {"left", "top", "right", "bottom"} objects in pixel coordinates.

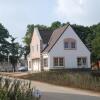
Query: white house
[{"left": 27, "top": 23, "right": 91, "bottom": 72}]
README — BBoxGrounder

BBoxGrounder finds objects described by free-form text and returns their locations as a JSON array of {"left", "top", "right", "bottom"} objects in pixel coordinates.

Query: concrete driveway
[{"left": 31, "top": 81, "right": 100, "bottom": 100}]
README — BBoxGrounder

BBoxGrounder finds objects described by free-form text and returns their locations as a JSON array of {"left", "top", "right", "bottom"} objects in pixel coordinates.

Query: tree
[
  {"left": 92, "top": 34, "right": 100, "bottom": 59},
  {"left": 0, "top": 23, "right": 10, "bottom": 62},
  {"left": 23, "top": 24, "right": 34, "bottom": 46},
  {"left": 72, "top": 24, "right": 95, "bottom": 51},
  {"left": 9, "top": 36, "right": 24, "bottom": 72},
  {"left": 50, "top": 21, "right": 61, "bottom": 30}
]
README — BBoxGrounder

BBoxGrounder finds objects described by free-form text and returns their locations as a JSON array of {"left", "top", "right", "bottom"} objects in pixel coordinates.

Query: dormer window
[
  {"left": 64, "top": 42, "right": 68, "bottom": 48},
  {"left": 71, "top": 42, "right": 75, "bottom": 48},
  {"left": 64, "top": 38, "right": 76, "bottom": 49}
]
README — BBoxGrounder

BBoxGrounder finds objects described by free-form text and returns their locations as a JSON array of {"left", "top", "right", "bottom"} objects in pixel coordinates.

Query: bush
[
  {"left": 0, "top": 76, "right": 40, "bottom": 100},
  {"left": 21, "top": 71, "right": 100, "bottom": 92}
]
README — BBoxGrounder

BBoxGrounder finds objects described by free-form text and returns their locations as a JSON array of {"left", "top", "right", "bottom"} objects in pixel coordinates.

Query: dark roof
[
  {"left": 39, "top": 29, "right": 53, "bottom": 44},
  {"left": 42, "top": 24, "right": 69, "bottom": 53}
]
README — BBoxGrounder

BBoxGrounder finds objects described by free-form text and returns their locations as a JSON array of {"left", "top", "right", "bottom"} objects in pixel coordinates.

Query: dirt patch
[{"left": 0, "top": 72, "right": 30, "bottom": 78}]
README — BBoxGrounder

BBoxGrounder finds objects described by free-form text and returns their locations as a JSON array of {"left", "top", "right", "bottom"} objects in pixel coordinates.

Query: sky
[{"left": 0, "top": 0, "right": 100, "bottom": 44}]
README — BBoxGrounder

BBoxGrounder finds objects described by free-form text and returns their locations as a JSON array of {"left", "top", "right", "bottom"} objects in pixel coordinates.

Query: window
[
  {"left": 54, "top": 57, "right": 64, "bottom": 66},
  {"left": 83, "top": 58, "right": 87, "bottom": 65},
  {"left": 64, "top": 42, "right": 68, "bottom": 48},
  {"left": 59, "top": 58, "right": 64, "bottom": 66},
  {"left": 64, "top": 38, "right": 76, "bottom": 49},
  {"left": 43, "top": 58, "right": 48, "bottom": 67},
  {"left": 77, "top": 57, "right": 87, "bottom": 67},
  {"left": 77, "top": 58, "right": 82, "bottom": 66},
  {"left": 54, "top": 58, "right": 59, "bottom": 66},
  {"left": 71, "top": 42, "right": 75, "bottom": 48}
]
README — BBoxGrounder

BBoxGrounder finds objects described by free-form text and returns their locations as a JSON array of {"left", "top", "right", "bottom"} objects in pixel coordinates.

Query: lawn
[{"left": 19, "top": 71, "right": 100, "bottom": 92}]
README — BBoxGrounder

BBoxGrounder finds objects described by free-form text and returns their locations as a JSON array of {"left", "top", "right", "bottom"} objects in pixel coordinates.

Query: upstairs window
[
  {"left": 64, "top": 42, "right": 68, "bottom": 48},
  {"left": 64, "top": 38, "right": 76, "bottom": 49},
  {"left": 71, "top": 42, "right": 75, "bottom": 48}
]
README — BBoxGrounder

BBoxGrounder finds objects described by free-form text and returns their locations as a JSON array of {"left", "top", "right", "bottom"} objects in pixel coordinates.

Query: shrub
[
  {"left": 0, "top": 76, "right": 40, "bottom": 100},
  {"left": 21, "top": 71, "right": 100, "bottom": 92}
]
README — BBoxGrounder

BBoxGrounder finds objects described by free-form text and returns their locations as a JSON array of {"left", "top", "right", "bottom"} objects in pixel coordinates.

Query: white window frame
[
  {"left": 64, "top": 38, "right": 76, "bottom": 50},
  {"left": 43, "top": 58, "right": 48, "bottom": 67},
  {"left": 53, "top": 57, "right": 64, "bottom": 67},
  {"left": 77, "top": 57, "right": 87, "bottom": 68}
]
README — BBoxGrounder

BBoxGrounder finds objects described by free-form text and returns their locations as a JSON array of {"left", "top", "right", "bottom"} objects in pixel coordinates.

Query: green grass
[{"left": 20, "top": 71, "right": 100, "bottom": 92}]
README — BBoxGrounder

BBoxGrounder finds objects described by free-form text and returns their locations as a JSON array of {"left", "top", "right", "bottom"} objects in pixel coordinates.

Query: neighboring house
[{"left": 27, "top": 23, "right": 91, "bottom": 72}]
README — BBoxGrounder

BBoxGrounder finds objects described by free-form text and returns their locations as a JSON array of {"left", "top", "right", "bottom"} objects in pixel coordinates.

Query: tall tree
[
  {"left": 0, "top": 23, "right": 10, "bottom": 62},
  {"left": 9, "top": 36, "right": 24, "bottom": 72},
  {"left": 92, "top": 34, "right": 100, "bottom": 60},
  {"left": 72, "top": 24, "right": 94, "bottom": 51},
  {"left": 23, "top": 24, "right": 34, "bottom": 46},
  {"left": 50, "top": 21, "right": 61, "bottom": 30}
]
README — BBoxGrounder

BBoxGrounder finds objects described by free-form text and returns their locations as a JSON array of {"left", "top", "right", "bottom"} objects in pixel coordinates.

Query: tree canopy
[
  {"left": 0, "top": 23, "right": 10, "bottom": 62},
  {"left": 0, "top": 23, "right": 24, "bottom": 71}
]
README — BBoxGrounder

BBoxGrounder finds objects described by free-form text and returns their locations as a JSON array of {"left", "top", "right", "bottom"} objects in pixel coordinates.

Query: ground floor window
[
  {"left": 43, "top": 58, "right": 48, "bottom": 67},
  {"left": 54, "top": 57, "right": 64, "bottom": 67},
  {"left": 77, "top": 57, "right": 87, "bottom": 67}
]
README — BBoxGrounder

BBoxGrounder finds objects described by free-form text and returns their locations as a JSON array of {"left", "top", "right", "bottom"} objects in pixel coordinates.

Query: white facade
[
  {"left": 46, "top": 26, "right": 90, "bottom": 69},
  {"left": 28, "top": 25, "right": 91, "bottom": 72},
  {"left": 28, "top": 28, "right": 41, "bottom": 72}
]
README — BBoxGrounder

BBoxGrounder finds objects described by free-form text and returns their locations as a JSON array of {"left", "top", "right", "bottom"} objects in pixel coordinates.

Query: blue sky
[{"left": 0, "top": 0, "right": 100, "bottom": 44}]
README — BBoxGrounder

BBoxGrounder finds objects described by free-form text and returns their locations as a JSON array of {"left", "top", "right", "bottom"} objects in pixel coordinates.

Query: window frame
[
  {"left": 59, "top": 57, "right": 64, "bottom": 66},
  {"left": 64, "top": 41, "right": 69, "bottom": 49},
  {"left": 64, "top": 38, "right": 76, "bottom": 50},
  {"left": 77, "top": 57, "right": 87, "bottom": 68},
  {"left": 43, "top": 58, "right": 48, "bottom": 67},
  {"left": 71, "top": 42, "right": 76, "bottom": 48},
  {"left": 53, "top": 57, "right": 64, "bottom": 67},
  {"left": 54, "top": 57, "right": 59, "bottom": 66}
]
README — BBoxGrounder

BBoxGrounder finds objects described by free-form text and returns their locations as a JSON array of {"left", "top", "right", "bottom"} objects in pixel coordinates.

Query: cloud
[
  {"left": 56, "top": 0, "right": 83, "bottom": 17},
  {"left": 55, "top": 0, "right": 100, "bottom": 25}
]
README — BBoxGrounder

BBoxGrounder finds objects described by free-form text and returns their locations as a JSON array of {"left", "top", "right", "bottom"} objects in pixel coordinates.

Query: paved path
[{"left": 31, "top": 81, "right": 100, "bottom": 100}]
